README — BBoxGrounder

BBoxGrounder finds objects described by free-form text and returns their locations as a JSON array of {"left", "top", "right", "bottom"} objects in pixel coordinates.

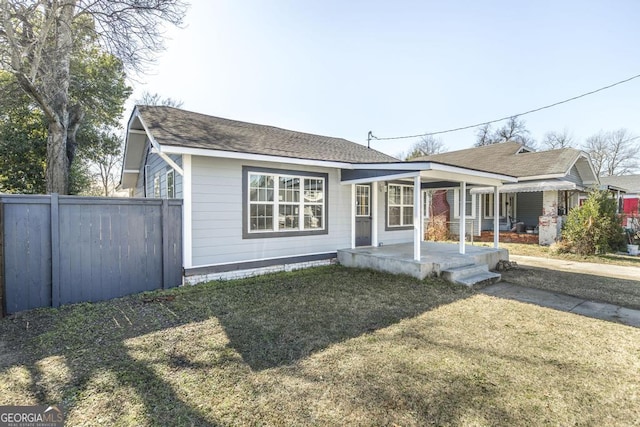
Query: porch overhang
[
  {"left": 340, "top": 161, "right": 517, "bottom": 187},
  {"left": 470, "top": 180, "right": 582, "bottom": 194}
]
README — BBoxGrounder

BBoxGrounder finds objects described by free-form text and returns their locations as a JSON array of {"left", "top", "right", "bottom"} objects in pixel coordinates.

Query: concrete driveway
[{"left": 481, "top": 255, "right": 640, "bottom": 328}]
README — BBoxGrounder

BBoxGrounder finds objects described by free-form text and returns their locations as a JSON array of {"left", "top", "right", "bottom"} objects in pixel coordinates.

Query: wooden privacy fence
[{"left": 0, "top": 194, "right": 183, "bottom": 316}]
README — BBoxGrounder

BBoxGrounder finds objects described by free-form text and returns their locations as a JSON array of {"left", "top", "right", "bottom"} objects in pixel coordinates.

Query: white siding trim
[
  {"left": 493, "top": 186, "right": 500, "bottom": 248},
  {"left": 459, "top": 182, "right": 466, "bottom": 255},
  {"left": 160, "top": 145, "right": 351, "bottom": 169},
  {"left": 413, "top": 175, "right": 421, "bottom": 261},
  {"left": 371, "top": 181, "right": 378, "bottom": 247},
  {"left": 183, "top": 154, "right": 193, "bottom": 269},
  {"left": 351, "top": 184, "right": 356, "bottom": 249}
]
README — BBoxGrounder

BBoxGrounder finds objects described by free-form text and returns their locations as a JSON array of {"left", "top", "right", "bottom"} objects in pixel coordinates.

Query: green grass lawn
[{"left": 1, "top": 266, "right": 639, "bottom": 426}]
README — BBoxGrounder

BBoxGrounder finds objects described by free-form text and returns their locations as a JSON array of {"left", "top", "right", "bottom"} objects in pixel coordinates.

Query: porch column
[
  {"left": 351, "top": 184, "right": 356, "bottom": 249},
  {"left": 182, "top": 154, "right": 192, "bottom": 269},
  {"left": 371, "top": 181, "right": 379, "bottom": 247},
  {"left": 493, "top": 186, "right": 500, "bottom": 248},
  {"left": 459, "top": 181, "right": 466, "bottom": 254},
  {"left": 413, "top": 175, "right": 421, "bottom": 261}
]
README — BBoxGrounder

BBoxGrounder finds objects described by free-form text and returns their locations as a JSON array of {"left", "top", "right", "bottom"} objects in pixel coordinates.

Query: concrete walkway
[
  {"left": 481, "top": 282, "right": 640, "bottom": 328},
  {"left": 509, "top": 254, "right": 640, "bottom": 281}
]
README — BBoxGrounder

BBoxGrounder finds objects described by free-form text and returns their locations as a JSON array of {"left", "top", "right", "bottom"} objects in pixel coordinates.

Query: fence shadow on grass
[{"left": 0, "top": 266, "right": 473, "bottom": 424}]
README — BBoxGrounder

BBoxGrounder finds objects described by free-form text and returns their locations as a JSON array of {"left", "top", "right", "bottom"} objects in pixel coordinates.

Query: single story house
[
  {"left": 412, "top": 142, "right": 599, "bottom": 245},
  {"left": 599, "top": 174, "right": 640, "bottom": 228},
  {"left": 121, "top": 106, "right": 516, "bottom": 283}
]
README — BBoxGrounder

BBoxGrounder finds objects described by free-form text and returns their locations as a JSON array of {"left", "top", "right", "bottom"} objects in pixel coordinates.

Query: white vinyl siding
[{"left": 190, "top": 157, "right": 351, "bottom": 268}]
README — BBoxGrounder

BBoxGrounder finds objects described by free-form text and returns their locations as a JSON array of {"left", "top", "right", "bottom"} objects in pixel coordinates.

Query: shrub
[
  {"left": 425, "top": 216, "right": 450, "bottom": 241},
  {"left": 562, "top": 190, "right": 625, "bottom": 255}
]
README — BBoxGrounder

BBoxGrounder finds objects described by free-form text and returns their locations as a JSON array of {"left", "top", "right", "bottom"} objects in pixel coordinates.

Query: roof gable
[
  {"left": 413, "top": 141, "right": 595, "bottom": 182},
  {"left": 133, "top": 106, "right": 398, "bottom": 164}
]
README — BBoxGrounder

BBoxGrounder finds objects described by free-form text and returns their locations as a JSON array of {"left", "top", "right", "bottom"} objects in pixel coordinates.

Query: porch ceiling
[{"left": 470, "top": 180, "right": 581, "bottom": 194}]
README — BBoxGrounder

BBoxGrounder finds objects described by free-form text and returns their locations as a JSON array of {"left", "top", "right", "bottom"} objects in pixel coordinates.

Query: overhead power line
[{"left": 369, "top": 73, "right": 640, "bottom": 142}]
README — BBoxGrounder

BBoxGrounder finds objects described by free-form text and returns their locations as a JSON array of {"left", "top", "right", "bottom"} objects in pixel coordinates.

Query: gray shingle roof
[
  {"left": 412, "top": 141, "right": 583, "bottom": 178},
  {"left": 136, "top": 105, "right": 398, "bottom": 164},
  {"left": 599, "top": 174, "right": 640, "bottom": 193}
]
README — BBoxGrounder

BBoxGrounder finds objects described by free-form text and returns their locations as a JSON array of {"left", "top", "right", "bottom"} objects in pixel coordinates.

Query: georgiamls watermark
[{"left": 0, "top": 405, "right": 64, "bottom": 427}]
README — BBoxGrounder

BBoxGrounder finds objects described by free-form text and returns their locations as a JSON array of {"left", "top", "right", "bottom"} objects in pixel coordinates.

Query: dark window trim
[
  {"left": 385, "top": 180, "right": 414, "bottom": 231},
  {"left": 242, "top": 166, "right": 329, "bottom": 239}
]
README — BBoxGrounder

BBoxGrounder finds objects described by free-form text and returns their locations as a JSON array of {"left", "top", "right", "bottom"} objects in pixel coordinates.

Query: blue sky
[{"left": 131, "top": 0, "right": 640, "bottom": 158}]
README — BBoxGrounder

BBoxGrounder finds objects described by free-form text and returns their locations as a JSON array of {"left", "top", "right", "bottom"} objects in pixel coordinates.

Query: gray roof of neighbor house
[
  {"left": 135, "top": 105, "right": 398, "bottom": 163},
  {"left": 599, "top": 174, "right": 640, "bottom": 193},
  {"left": 412, "top": 141, "right": 589, "bottom": 179}
]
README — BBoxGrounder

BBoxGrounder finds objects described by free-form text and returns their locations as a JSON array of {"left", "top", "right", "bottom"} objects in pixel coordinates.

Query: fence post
[
  {"left": 50, "top": 193, "right": 60, "bottom": 308},
  {"left": 161, "top": 199, "right": 170, "bottom": 290},
  {"left": 0, "top": 199, "right": 4, "bottom": 318}
]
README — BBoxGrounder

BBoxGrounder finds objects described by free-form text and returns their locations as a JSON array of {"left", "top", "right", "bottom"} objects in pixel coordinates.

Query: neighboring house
[
  {"left": 413, "top": 142, "right": 599, "bottom": 245},
  {"left": 121, "top": 106, "right": 515, "bottom": 283},
  {"left": 599, "top": 174, "right": 640, "bottom": 227}
]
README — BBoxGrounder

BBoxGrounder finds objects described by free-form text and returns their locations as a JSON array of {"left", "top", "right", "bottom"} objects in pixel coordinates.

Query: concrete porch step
[{"left": 441, "top": 264, "right": 501, "bottom": 287}]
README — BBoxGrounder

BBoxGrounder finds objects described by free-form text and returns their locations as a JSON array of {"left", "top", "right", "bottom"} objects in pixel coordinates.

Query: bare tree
[
  {"left": 583, "top": 131, "right": 608, "bottom": 177},
  {"left": 583, "top": 129, "right": 639, "bottom": 176},
  {"left": 137, "top": 91, "right": 184, "bottom": 108},
  {"left": 474, "top": 116, "right": 535, "bottom": 147},
  {"left": 542, "top": 128, "right": 574, "bottom": 149},
  {"left": 603, "top": 129, "right": 639, "bottom": 176},
  {"left": 475, "top": 123, "right": 493, "bottom": 147},
  {"left": 0, "top": 0, "right": 187, "bottom": 194},
  {"left": 405, "top": 135, "right": 447, "bottom": 160}
]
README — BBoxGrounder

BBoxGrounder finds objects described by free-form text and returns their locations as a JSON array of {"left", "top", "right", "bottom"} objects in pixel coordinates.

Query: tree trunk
[{"left": 46, "top": 121, "right": 69, "bottom": 194}]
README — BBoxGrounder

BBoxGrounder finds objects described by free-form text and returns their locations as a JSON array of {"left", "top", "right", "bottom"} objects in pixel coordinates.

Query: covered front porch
[
  {"left": 338, "top": 161, "right": 516, "bottom": 284},
  {"left": 338, "top": 241, "right": 508, "bottom": 282}
]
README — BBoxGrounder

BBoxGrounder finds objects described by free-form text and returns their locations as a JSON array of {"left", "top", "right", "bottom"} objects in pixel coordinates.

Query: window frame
[
  {"left": 153, "top": 173, "right": 161, "bottom": 198},
  {"left": 355, "top": 184, "right": 371, "bottom": 217},
  {"left": 386, "top": 182, "right": 415, "bottom": 230},
  {"left": 483, "top": 193, "right": 511, "bottom": 219},
  {"left": 166, "top": 169, "right": 175, "bottom": 199},
  {"left": 453, "top": 188, "right": 476, "bottom": 219},
  {"left": 242, "top": 166, "right": 329, "bottom": 239}
]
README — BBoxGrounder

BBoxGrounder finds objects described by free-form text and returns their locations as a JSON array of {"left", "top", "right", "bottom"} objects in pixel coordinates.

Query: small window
[
  {"left": 166, "top": 170, "right": 175, "bottom": 199},
  {"left": 153, "top": 173, "right": 161, "bottom": 198},
  {"left": 453, "top": 188, "right": 476, "bottom": 219},
  {"left": 387, "top": 183, "right": 414, "bottom": 228},
  {"left": 356, "top": 185, "right": 370, "bottom": 217}
]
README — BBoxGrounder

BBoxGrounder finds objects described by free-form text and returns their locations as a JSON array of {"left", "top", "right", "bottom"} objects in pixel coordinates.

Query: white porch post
[
  {"left": 459, "top": 181, "right": 466, "bottom": 254},
  {"left": 182, "top": 154, "right": 193, "bottom": 269},
  {"left": 413, "top": 175, "right": 421, "bottom": 261},
  {"left": 351, "top": 184, "right": 356, "bottom": 249},
  {"left": 493, "top": 186, "right": 500, "bottom": 248},
  {"left": 371, "top": 181, "right": 379, "bottom": 247}
]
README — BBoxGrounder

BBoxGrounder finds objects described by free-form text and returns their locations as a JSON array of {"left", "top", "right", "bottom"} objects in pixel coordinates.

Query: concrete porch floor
[{"left": 337, "top": 242, "right": 509, "bottom": 281}]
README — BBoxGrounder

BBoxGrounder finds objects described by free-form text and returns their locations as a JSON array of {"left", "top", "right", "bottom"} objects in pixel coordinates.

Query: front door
[{"left": 355, "top": 184, "right": 372, "bottom": 246}]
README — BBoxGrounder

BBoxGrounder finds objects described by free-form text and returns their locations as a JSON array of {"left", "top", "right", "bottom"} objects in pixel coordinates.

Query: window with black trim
[
  {"left": 244, "top": 167, "right": 327, "bottom": 238},
  {"left": 388, "top": 183, "right": 414, "bottom": 227}
]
